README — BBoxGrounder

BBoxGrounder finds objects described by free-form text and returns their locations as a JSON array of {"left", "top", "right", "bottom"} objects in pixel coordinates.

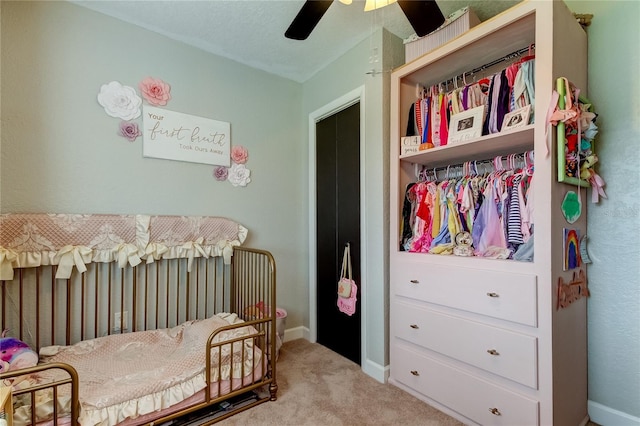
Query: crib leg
[{"left": 269, "top": 381, "right": 278, "bottom": 401}]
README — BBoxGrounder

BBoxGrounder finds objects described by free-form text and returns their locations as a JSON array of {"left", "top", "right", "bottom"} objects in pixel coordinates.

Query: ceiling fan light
[
  {"left": 364, "top": 0, "right": 397, "bottom": 12},
  {"left": 338, "top": 0, "right": 353, "bottom": 4}
]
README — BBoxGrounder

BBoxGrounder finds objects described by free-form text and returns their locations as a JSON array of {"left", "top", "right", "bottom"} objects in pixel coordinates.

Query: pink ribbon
[{"left": 587, "top": 171, "right": 607, "bottom": 203}]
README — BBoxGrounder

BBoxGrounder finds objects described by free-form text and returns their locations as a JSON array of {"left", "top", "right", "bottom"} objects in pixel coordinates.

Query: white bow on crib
[
  {"left": 54, "top": 245, "right": 92, "bottom": 279},
  {"left": 0, "top": 247, "right": 18, "bottom": 280},
  {"left": 116, "top": 243, "right": 143, "bottom": 269},
  {"left": 217, "top": 239, "right": 240, "bottom": 264},
  {"left": 144, "top": 242, "right": 169, "bottom": 264},
  {"left": 182, "top": 237, "right": 208, "bottom": 271}
]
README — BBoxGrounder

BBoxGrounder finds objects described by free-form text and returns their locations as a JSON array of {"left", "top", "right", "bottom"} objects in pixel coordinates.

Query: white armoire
[{"left": 389, "top": 1, "right": 589, "bottom": 425}]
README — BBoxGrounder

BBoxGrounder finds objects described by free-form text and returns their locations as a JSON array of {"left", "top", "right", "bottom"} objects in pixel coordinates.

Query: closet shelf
[
  {"left": 399, "top": 13, "right": 535, "bottom": 87},
  {"left": 399, "top": 125, "right": 534, "bottom": 168}
]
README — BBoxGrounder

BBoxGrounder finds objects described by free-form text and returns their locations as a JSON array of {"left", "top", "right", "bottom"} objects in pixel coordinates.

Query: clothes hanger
[
  {"left": 524, "top": 150, "right": 534, "bottom": 176},
  {"left": 414, "top": 164, "right": 421, "bottom": 181},
  {"left": 517, "top": 44, "right": 536, "bottom": 63}
]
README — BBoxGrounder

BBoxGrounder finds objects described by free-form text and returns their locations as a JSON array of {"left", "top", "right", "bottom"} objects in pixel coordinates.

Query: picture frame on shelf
[
  {"left": 501, "top": 105, "right": 531, "bottom": 131},
  {"left": 448, "top": 105, "right": 485, "bottom": 143}
]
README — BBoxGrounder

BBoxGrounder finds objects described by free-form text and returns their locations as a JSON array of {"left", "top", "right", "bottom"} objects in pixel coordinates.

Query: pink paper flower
[
  {"left": 213, "top": 166, "right": 228, "bottom": 181},
  {"left": 231, "top": 146, "right": 249, "bottom": 164},
  {"left": 139, "top": 77, "right": 171, "bottom": 106},
  {"left": 118, "top": 121, "right": 141, "bottom": 142}
]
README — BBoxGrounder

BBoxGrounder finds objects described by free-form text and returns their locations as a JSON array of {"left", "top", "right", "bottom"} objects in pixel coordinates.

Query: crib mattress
[{"left": 12, "top": 313, "right": 262, "bottom": 426}]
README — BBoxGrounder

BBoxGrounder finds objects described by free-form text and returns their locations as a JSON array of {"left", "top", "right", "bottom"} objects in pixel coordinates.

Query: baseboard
[
  {"left": 589, "top": 400, "right": 640, "bottom": 426},
  {"left": 283, "top": 326, "right": 307, "bottom": 343},
  {"left": 362, "top": 358, "right": 389, "bottom": 384}
]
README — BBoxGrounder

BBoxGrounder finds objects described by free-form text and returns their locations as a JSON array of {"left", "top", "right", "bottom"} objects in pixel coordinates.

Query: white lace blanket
[{"left": 12, "top": 313, "right": 261, "bottom": 426}]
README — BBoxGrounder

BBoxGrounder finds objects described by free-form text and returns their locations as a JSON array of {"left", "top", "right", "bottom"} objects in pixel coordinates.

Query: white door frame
[{"left": 308, "top": 86, "right": 367, "bottom": 365}]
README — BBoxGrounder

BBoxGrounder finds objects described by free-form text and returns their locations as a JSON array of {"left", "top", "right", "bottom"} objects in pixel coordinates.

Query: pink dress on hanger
[
  {"left": 410, "top": 182, "right": 435, "bottom": 252},
  {"left": 474, "top": 182, "right": 507, "bottom": 256}
]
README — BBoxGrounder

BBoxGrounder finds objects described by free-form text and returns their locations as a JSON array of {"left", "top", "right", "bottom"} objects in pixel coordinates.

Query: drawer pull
[
  {"left": 409, "top": 324, "right": 419, "bottom": 329},
  {"left": 409, "top": 279, "right": 419, "bottom": 284},
  {"left": 487, "top": 349, "right": 500, "bottom": 356},
  {"left": 486, "top": 292, "right": 500, "bottom": 298},
  {"left": 410, "top": 370, "right": 420, "bottom": 376},
  {"left": 489, "top": 407, "right": 502, "bottom": 416}
]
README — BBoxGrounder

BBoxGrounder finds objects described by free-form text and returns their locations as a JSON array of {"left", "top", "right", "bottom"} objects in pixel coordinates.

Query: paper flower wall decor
[
  {"left": 213, "top": 166, "right": 229, "bottom": 181},
  {"left": 97, "top": 81, "right": 142, "bottom": 120},
  {"left": 118, "top": 121, "right": 142, "bottom": 142},
  {"left": 212, "top": 146, "right": 252, "bottom": 187},
  {"left": 139, "top": 77, "right": 171, "bottom": 106},
  {"left": 231, "top": 145, "right": 249, "bottom": 164},
  {"left": 227, "top": 163, "right": 251, "bottom": 187}
]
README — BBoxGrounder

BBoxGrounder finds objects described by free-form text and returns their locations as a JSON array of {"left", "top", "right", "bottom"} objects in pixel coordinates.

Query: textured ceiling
[{"left": 72, "top": 0, "right": 520, "bottom": 83}]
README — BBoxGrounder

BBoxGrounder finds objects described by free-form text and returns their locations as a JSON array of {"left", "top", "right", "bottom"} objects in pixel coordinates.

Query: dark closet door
[{"left": 316, "top": 102, "right": 361, "bottom": 365}]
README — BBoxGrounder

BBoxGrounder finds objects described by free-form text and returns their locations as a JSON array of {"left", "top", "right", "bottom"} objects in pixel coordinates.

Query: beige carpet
[
  {"left": 219, "top": 339, "right": 600, "bottom": 426},
  {"left": 223, "top": 339, "right": 464, "bottom": 426}
]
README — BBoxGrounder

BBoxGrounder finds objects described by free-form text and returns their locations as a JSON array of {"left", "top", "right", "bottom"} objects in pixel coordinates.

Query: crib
[{"left": 0, "top": 213, "right": 278, "bottom": 425}]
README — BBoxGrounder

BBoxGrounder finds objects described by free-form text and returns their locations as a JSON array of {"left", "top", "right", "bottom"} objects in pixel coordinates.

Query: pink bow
[{"left": 586, "top": 170, "right": 607, "bottom": 203}]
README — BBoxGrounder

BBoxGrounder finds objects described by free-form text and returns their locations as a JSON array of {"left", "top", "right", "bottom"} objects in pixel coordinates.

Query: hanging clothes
[
  {"left": 404, "top": 156, "right": 534, "bottom": 262},
  {"left": 513, "top": 58, "right": 535, "bottom": 122},
  {"left": 406, "top": 103, "right": 418, "bottom": 137},
  {"left": 400, "top": 182, "right": 417, "bottom": 251},
  {"left": 430, "top": 89, "right": 443, "bottom": 147},
  {"left": 404, "top": 56, "right": 536, "bottom": 149}
]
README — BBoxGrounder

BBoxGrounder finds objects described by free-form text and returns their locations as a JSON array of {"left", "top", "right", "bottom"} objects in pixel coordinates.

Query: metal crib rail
[{"left": 0, "top": 246, "right": 277, "bottom": 425}]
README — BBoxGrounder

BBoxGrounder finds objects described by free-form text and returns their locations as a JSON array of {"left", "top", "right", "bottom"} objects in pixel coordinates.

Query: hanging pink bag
[{"left": 337, "top": 243, "right": 357, "bottom": 316}]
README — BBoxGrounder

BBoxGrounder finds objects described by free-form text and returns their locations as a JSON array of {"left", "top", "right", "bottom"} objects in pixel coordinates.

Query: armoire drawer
[
  {"left": 393, "top": 261, "right": 537, "bottom": 326},
  {"left": 392, "top": 344, "right": 539, "bottom": 426},
  {"left": 394, "top": 302, "right": 538, "bottom": 388}
]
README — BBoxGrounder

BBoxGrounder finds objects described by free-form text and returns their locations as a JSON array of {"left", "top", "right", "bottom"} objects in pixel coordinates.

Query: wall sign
[
  {"left": 142, "top": 106, "right": 230, "bottom": 166},
  {"left": 557, "top": 270, "right": 589, "bottom": 310}
]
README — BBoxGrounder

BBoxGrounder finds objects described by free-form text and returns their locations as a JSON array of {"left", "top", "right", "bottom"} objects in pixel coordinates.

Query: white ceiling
[{"left": 72, "top": 0, "right": 519, "bottom": 83}]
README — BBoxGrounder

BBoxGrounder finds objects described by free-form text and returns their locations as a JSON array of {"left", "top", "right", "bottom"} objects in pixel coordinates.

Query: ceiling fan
[{"left": 285, "top": 0, "right": 445, "bottom": 41}]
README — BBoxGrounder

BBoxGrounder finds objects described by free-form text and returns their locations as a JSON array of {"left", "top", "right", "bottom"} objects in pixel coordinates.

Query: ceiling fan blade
[
  {"left": 397, "top": 0, "right": 445, "bottom": 37},
  {"left": 285, "top": 0, "right": 334, "bottom": 40}
]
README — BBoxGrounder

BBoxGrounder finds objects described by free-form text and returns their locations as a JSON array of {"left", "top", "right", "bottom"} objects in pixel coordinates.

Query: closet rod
[
  {"left": 415, "top": 151, "right": 534, "bottom": 181},
  {"left": 467, "top": 44, "right": 534, "bottom": 76},
  {"left": 428, "top": 44, "right": 535, "bottom": 90}
]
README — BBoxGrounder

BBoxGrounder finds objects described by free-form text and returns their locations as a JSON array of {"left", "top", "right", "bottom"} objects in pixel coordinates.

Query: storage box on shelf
[
  {"left": 389, "top": 1, "right": 589, "bottom": 425},
  {"left": 404, "top": 7, "right": 481, "bottom": 63}
]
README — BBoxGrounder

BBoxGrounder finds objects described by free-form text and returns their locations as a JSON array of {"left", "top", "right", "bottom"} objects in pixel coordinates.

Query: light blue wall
[
  {"left": 0, "top": 1, "right": 307, "bottom": 331},
  {"left": 565, "top": 1, "right": 640, "bottom": 424}
]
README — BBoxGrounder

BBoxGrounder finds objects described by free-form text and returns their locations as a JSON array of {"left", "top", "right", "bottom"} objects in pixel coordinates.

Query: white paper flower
[
  {"left": 227, "top": 163, "right": 251, "bottom": 187},
  {"left": 97, "top": 81, "right": 142, "bottom": 120}
]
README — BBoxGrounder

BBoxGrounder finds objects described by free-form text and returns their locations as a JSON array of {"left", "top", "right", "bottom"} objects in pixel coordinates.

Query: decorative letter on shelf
[{"left": 557, "top": 269, "right": 589, "bottom": 310}]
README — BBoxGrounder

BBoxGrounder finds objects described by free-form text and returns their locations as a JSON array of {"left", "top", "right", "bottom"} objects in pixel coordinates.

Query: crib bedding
[
  {"left": 16, "top": 361, "right": 265, "bottom": 426},
  {"left": 12, "top": 313, "right": 263, "bottom": 426},
  {"left": 117, "top": 362, "right": 265, "bottom": 426}
]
